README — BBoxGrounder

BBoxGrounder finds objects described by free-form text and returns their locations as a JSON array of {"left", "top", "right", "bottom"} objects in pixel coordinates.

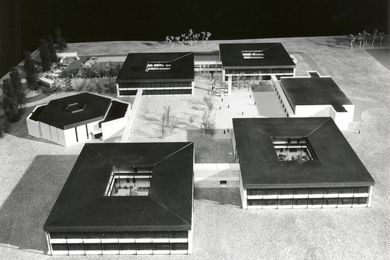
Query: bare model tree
[
  {"left": 372, "top": 29, "right": 379, "bottom": 46},
  {"left": 349, "top": 34, "right": 356, "bottom": 51},
  {"left": 378, "top": 32, "right": 385, "bottom": 46},
  {"left": 201, "top": 110, "right": 215, "bottom": 135},
  {"left": 357, "top": 33, "right": 363, "bottom": 48}
]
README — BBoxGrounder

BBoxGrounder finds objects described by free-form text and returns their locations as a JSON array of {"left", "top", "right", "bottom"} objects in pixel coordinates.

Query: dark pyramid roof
[
  {"left": 44, "top": 142, "right": 194, "bottom": 232},
  {"left": 116, "top": 52, "right": 194, "bottom": 84},
  {"left": 280, "top": 77, "right": 352, "bottom": 112},
  {"left": 233, "top": 118, "right": 375, "bottom": 189},
  {"left": 219, "top": 43, "right": 296, "bottom": 69},
  {"left": 31, "top": 93, "right": 111, "bottom": 129}
]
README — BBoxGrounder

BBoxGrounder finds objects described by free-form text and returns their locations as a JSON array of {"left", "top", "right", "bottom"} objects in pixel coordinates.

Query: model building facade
[
  {"left": 274, "top": 72, "right": 354, "bottom": 130},
  {"left": 27, "top": 93, "right": 129, "bottom": 146},
  {"left": 232, "top": 117, "right": 374, "bottom": 209},
  {"left": 44, "top": 142, "right": 194, "bottom": 255},
  {"left": 116, "top": 52, "right": 195, "bottom": 96}
]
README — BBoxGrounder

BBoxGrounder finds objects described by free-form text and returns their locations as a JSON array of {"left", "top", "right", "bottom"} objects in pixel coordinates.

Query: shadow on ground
[
  {"left": 0, "top": 155, "right": 77, "bottom": 252},
  {"left": 195, "top": 188, "right": 241, "bottom": 207},
  {"left": 7, "top": 107, "right": 54, "bottom": 145}
]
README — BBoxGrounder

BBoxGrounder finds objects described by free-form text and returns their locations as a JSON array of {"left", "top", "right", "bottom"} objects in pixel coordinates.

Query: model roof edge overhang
[
  {"left": 117, "top": 78, "right": 194, "bottom": 84},
  {"left": 243, "top": 181, "right": 375, "bottom": 190},
  {"left": 223, "top": 65, "right": 296, "bottom": 70},
  {"left": 43, "top": 223, "right": 191, "bottom": 233},
  {"left": 233, "top": 117, "right": 375, "bottom": 188}
]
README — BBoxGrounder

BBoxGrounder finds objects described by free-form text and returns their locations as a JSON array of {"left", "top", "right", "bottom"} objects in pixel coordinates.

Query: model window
[
  {"left": 68, "top": 244, "right": 84, "bottom": 251},
  {"left": 279, "top": 199, "right": 293, "bottom": 206},
  {"left": 52, "top": 244, "right": 68, "bottom": 251},
  {"left": 103, "top": 244, "right": 119, "bottom": 250},
  {"left": 85, "top": 244, "right": 101, "bottom": 251},
  {"left": 248, "top": 199, "right": 262, "bottom": 206}
]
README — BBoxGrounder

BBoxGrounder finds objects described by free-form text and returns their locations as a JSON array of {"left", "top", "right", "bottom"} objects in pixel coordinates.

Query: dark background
[{"left": 1, "top": 0, "right": 389, "bottom": 77}]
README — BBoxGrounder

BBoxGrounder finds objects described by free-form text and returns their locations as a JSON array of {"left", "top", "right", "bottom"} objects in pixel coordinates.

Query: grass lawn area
[{"left": 188, "top": 129, "right": 234, "bottom": 163}]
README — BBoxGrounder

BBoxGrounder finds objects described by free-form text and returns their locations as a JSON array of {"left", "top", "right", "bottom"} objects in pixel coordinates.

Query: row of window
[
  {"left": 143, "top": 89, "right": 192, "bottom": 95},
  {"left": 52, "top": 243, "right": 188, "bottom": 251},
  {"left": 225, "top": 68, "right": 294, "bottom": 74},
  {"left": 247, "top": 187, "right": 369, "bottom": 196},
  {"left": 118, "top": 82, "right": 192, "bottom": 89},
  {"left": 247, "top": 197, "right": 368, "bottom": 207},
  {"left": 50, "top": 231, "right": 188, "bottom": 239}
]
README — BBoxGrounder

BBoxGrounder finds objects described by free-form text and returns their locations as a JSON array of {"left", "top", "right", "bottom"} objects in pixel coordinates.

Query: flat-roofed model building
[
  {"left": 232, "top": 117, "right": 374, "bottom": 210},
  {"left": 116, "top": 52, "right": 195, "bottom": 96},
  {"left": 26, "top": 93, "right": 129, "bottom": 146},
  {"left": 219, "top": 43, "right": 296, "bottom": 93},
  {"left": 44, "top": 142, "right": 194, "bottom": 255},
  {"left": 274, "top": 72, "right": 354, "bottom": 130}
]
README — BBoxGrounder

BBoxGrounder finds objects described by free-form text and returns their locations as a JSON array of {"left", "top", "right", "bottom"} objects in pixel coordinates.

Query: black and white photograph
[{"left": 0, "top": 0, "right": 389, "bottom": 259}]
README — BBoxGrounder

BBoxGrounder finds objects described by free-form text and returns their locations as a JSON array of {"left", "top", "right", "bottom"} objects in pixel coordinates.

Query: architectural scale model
[
  {"left": 232, "top": 117, "right": 375, "bottom": 209},
  {"left": 26, "top": 92, "right": 129, "bottom": 146},
  {"left": 116, "top": 52, "right": 195, "bottom": 96},
  {"left": 273, "top": 72, "right": 354, "bottom": 130},
  {"left": 219, "top": 43, "right": 296, "bottom": 92},
  {"left": 44, "top": 142, "right": 194, "bottom": 255}
]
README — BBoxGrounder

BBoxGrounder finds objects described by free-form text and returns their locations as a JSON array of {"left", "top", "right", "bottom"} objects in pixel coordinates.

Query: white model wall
[
  {"left": 64, "top": 128, "right": 78, "bottom": 146},
  {"left": 76, "top": 125, "right": 88, "bottom": 143},
  {"left": 40, "top": 122, "right": 52, "bottom": 140},
  {"left": 101, "top": 118, "right": 126, "bottom": 140},
  {"left": 294, "top": 105, "right": 332, "bottom": 118},
  {"left": 334, "top": 105, "right": 354, "bottom": 131},
  {"left": 294, "top": 105, "right": 353, "bottom": 131},
  {"left": 26, "top": 117, "right": 40, "bottom": 138}
]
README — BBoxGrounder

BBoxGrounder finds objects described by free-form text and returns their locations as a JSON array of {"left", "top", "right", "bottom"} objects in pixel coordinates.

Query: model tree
[
  {"left": 55, "top": 27, "right": 67, "bottom": 51},
  {"left": 47, "top": 35, "right": 58, "bottom": 62},
  {"left": 10, "top": 67, "right": 26, "bottom": 109},
  {"left": 0, "top": 98, "right": 9, "bottom": 136},
  {"left": 24, "top": 51, "right": 39, "bottom": 90},
  {"left": 378, "top": 32, "right": 385, "bottom": 46},
  {"left": 2, "top": 78, "right": 19, "bottom": 122},
  {"left": 39, "top": 38, "right": 52, "bottom": 71},
  {"left": 371, "top": 29, "right": 378, "bottom": 46}
]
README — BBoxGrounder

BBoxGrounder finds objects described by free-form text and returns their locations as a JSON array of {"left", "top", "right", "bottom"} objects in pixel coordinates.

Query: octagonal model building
[
  {"left": 44, "top": 142, "right": 194, "bottom": 255},
  {"left": 116, "top": 52, "right": 195, "bottom": 96},
  {"left": 27, "top": 93, "right": 129, "bottom": 146},
  {"left": 232, "top": 117, "right": 374, "bottom": 209}
]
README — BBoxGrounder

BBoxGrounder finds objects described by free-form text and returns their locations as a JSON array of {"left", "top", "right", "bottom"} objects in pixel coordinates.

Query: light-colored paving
[
  {"left": 253, "top": 91, "right": 286, "bottom": 117},
  {"left": 213, "top": 88, "right": 259, "bottom": 129}
]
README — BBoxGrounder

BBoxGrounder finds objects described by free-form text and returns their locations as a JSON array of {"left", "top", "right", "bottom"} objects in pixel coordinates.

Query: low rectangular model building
[
  {"left": 232, "top": 117, "right": 374, "bottom": 209},
  {"left": 116, "top": 52, "right": 194, "bottom": 96},
  {"left": 44, "top": 142, "right": 194, "bottom": 255},
  {"left": 274, "top": 72, "right": 354, "bottom": 130}
]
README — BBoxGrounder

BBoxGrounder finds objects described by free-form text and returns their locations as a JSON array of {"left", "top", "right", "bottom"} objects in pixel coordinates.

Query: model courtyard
[{"left": 0, "top": 36, "right": 389, "bottom": 259}]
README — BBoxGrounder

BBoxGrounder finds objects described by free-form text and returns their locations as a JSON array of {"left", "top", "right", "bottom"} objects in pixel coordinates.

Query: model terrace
[
  {"left": 44, "top": 142, "right": 194, "bottom": 255},
  {"left": 233, "top": 117, "right": 375, "bottom": 210}
]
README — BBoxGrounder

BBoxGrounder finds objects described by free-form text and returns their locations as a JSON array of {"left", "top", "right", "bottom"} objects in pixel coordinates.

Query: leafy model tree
[
  {"left": 0, "top": 98, "right": 9, "bottom": 136},
  {"left": 55, "top": 27, "right": 67, "bottom": 51},
  {"left": 47, "top": 35, "right": 58, "bottom": 62},
  {"left": 10, "top": 67, "right": 26, "bottom": 109},
  {"left": 2, "top": 78, "right": 19, "bottom": 122},
  {"left": 39, "top": 38, "right": 52, "bottom": 71},
  {"left": 24, "top": 51, "right": 39, "bottom": 90}
]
